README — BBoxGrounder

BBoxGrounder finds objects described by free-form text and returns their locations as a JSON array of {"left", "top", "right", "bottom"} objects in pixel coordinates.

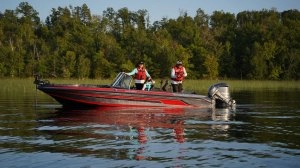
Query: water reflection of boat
[
  {"left": 43, "top": 107, "right": 233, "bottom": 143},
  {"left": 211, "top": 108, "right": 233, "bottom": 136},
  {"left": 34, "top": 72, "right": 236, "bottom": 108},
  {"left": 37, "top": 107, "right": 234, "bottom": 160}
]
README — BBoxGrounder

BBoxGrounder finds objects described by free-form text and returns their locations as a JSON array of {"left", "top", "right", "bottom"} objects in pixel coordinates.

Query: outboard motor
[{"left": 208, "top": 83, "right": 236, "bottom": 108}]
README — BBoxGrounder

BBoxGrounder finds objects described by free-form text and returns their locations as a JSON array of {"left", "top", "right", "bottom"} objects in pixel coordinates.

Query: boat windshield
[{"left": 111, "top": 72, "right": 133, "bottom": 89}]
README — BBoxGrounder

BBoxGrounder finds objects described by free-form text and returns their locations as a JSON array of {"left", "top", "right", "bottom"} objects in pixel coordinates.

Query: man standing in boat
[
  {"left": 126, "top": 61, "right": 151, "bottom": 90},
  {"left": 171, "top": 61, "right": 187, "bottom": 93}
]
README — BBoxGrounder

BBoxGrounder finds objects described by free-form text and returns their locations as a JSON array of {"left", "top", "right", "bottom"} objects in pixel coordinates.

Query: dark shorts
[
  {"left": 171, "top": 83, "right": 183, "bottom": 93},
  {"left": 135, "top": 83, "right": 144, "bottom": 90}
]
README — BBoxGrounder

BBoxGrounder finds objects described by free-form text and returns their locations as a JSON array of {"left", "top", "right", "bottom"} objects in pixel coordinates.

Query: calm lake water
[{"left": 0, "top": 87, "right": 299, "bottom": 167}]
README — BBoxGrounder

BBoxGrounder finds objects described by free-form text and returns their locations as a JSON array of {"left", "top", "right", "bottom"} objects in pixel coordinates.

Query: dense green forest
[{"left": 0, "top": 2, "right": 299, "bottom": 80}]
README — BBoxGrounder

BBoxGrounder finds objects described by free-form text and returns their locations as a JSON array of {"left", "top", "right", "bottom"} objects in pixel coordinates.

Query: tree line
[{"left": 0, "top": 2, "right": 299, "bottom": 80}]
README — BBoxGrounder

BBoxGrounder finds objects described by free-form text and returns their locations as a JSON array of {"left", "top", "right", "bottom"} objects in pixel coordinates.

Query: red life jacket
[
  {"left": 172, "top": 66, "right": 184, "bottom": 81},
  {"left": 135, "top": 68, "right": 147, "bottom": 80}
]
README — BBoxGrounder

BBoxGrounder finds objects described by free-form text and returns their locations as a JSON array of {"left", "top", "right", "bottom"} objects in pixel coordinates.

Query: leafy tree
[
  {"left": 0, "top": 10, "right": 19, "bottom": 76},
  {"left": 203, "top": 54, "right": 219, "bottom": 79},
  {"left": 16, "top": 2, "right": 41, "bottom": 77},
  {"left": 188, "top": 9, "right": 210, "bottom": 79},
  {"left": 281, "top": 10, "right": 300, "bottom": 79},
  {"left": 62, "top": 51, "right": 76, "bottom": 78},
  {"left": 0, "top": 2, "right": 299, "bottom": 80},
  {"left": 76, "top": 54, "right": 90, "bottom": 79}
]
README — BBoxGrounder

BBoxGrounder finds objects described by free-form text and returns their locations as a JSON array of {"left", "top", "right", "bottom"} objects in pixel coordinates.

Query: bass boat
[{"left": 34, "top": 72, "right": 236, "bottom": 108}]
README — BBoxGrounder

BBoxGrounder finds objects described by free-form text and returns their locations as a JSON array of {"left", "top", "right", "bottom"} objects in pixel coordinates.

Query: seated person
[{"left": 142, "top": 78, "right": 155, "bottom": 91}]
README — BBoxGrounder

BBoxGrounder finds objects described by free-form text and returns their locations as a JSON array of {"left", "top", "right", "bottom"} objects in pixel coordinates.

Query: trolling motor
[
  {"left": 34, "top": 74, "right": 50, "bottom": 86},
  {"left": 208, "top": 83, "right": 236, "bottom": 108},
  {"left": 33, "top": 74, "right": 51, "bottom": 106}
]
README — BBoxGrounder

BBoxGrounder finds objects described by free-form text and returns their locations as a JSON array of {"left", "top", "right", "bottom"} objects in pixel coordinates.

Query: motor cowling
[{"left": 208, "top": 83, "right": 235, "bottom": 108}]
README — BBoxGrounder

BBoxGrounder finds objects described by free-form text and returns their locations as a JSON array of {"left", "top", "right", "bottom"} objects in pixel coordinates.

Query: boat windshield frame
[{"left": 111, "top": 72, "right": 133, "bottom": 89}]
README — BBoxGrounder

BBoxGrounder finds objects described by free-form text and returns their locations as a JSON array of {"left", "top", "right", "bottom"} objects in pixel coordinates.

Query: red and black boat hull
[{"left": 38, "top": 84, "right": 213, "bottom": 108}]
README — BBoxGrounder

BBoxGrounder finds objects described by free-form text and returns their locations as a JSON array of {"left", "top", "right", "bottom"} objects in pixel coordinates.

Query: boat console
[{"left": 111, "top": 72, "right": 133, "bottom": 89}]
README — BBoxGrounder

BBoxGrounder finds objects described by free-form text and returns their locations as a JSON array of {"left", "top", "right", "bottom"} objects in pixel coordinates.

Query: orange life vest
[
  {"left": 172, "top": 66, "right": 184, "bottom": 81},
  {"left": 135, "top": 68, "right": 147, "bottom": 80}
]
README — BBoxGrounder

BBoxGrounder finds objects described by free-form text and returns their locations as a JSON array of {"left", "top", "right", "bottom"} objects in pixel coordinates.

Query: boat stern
[{"left": 208, "top": 83, "right": 236, "bottom": 108}]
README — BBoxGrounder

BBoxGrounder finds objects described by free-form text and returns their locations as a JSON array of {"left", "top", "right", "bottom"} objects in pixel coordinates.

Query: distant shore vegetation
[
  {"left": 1, "top": 78, "right": 299, "bottom": 95},
  {"left": 0, "top": 2, "right": 299, "bottom": 80}
]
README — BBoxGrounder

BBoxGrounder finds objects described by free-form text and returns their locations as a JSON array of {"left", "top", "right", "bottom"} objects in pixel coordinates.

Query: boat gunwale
[{"left": 37, "top": 83, "right": 209, "bottom": 100}]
